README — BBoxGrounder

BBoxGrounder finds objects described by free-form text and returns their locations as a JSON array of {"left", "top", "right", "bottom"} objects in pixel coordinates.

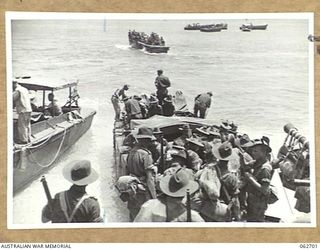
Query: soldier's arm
[
  {"left": 146, "top": 169, "right": 157, "bottom": 199},
  {"left": 143, "top": 150, "right": 157, "bottom": 199},
  {"left": 245, "top": 168, "right": 271, "bottom": 195},
  {"left": 89, "top": 197, "right": 104, "bottom": 223}
]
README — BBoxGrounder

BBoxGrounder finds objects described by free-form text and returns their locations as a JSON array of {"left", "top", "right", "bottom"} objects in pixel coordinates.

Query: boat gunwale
[
  {"left": 137, "top": 41, "right": 170, "bottom": 50},
  {"left": 13, "top": 109, "right": 96, "bottom": 153}
]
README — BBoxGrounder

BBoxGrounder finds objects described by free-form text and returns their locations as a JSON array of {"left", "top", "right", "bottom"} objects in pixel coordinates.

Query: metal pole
[
  {"left": 42, "top": 90, "right": 45, "bottom": 110},
  {"left": 160, "top": 133, "right": 164, "bottom": 173},
  {"left": 69, "top": 87, "right": 72, "bottom": 111}
]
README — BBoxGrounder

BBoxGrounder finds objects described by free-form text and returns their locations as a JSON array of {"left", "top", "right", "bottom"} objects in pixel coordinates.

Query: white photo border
[{"left": 6, "top": 11, "right": 316, "bottom": 229}]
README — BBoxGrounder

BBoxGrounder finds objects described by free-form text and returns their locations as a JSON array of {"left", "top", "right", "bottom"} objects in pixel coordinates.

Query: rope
[
  {"left": 281, "top": 179, "right": 295, "bottom": 215},
  {"left": 27, "top": 125, "right": 67, "bottom": 168},
  {"left": 22, "top": 120, "right": 62, "bottom": 150},
  {"left": 27, "top": 131, "right": 55, "bottom": 149}
]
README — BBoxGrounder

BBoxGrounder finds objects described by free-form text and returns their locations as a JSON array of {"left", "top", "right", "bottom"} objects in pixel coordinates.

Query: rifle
[
  {"left": 160, "top": 132, "right": 165, "bottom": 173},
  {"left": 186, "top": 189, "right": 191, "bottom": 222},
  {"left": 40, "top": 176, "right": 53, "bottom": 212}
]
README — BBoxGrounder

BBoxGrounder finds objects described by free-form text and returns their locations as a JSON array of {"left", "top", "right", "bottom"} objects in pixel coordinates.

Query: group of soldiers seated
[
  {"left": 128, "top": 30, "right": 166, "bottom": 46},
  {"left": 121, "top": 93, "right": 176, "bottom": 124},
  {"left": 117, "top": 118, "right": 283, "bottom": 222}
]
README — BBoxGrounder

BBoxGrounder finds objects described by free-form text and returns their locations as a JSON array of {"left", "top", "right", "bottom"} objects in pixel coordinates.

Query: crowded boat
[
  {"left": 111, "top": 71, "right": 310, "bottom": 223},
  {"left": 128, "top": 30, "right": 169, "bottom": 53},
  {"left": 184, "top": 23, "right": 228, "bottom": 31}
]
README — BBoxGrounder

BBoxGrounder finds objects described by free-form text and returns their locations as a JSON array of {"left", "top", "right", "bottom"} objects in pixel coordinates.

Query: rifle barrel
[
  {"left": 186, "top": 189, "right": 191, "bottom": 222},
  {"left": 41, "top": 176, "right": 53, "bottom": 209},
  {"left": 160, "top": 134, "right": 165, "bottom": 173}
]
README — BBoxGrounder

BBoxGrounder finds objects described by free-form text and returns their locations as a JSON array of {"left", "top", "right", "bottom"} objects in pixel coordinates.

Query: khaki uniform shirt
[
  {"left": 195, "top": 93, "right": 212, "bottom": 109},
  {"left": 42, "top": 185, "right": 103, "bottom": 223},
  {"left": 126, "top": 146, "right": 153, "bottom": 177}
]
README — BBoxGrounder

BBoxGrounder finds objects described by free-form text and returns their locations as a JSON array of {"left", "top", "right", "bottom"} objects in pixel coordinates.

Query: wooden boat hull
[
  {"left": 240, "top": 24, "right": 268, "bottom": 30},
  {"left": 184, "top": 23, "right": 217, "bottom": 30},
  {"left": 200, "top": 27, "right": 222, "bottom": 32},
  {"left": 214, "top": 24, "right": 228, "bottom": 30},
  {"left": 184, "top": 26, "right": 201, "bottom": 30},
  {"left": 13, "top": 108, "right": 96, "bottom": 195},
  {"left": 250, "top": 24, "right": 268, "bottom": 30},
  {"left": 138, "top": 42, "right": 170, "bottom": 53}
]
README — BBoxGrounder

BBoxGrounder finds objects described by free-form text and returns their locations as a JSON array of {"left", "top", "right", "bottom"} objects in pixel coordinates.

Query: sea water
[{"left": 10, "top": 18, "right": 311, "bottom": 224}]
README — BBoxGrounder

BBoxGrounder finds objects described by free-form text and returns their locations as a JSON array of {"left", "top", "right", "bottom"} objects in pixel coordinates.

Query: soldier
[
  {"left": 126, "top": 127, "right": 157, "bottom": 221},
  {"left": 41, "top": 160, "right": 104, "bottom": 223},
  {"left": 147, "top": 95, "right": 163, "bottom": 117},
  {"left": 193, "top": 91, "right": 213, "bottom": 118},
  {"left": 47, "top": 93, "right": 62, "bottom": 117},
  {"left": 212, "top": 141, "right": 241, "bottom": 221},
  {"left": 111, "top": 84, "right": 129, "bottom": 122},
  {"left": 185, "top": 138, "right": 204, "bottom": 172},
  {"left": 134, "top": 167, "right": 203, "bottom": 222},
  {"left": 162, "top": 95, "right": 175, "bottom": 117},
  {"left": 154, "top": 70, "right": 171, "bottom": 105},
  {"left": 193, "top": 142, "right": 230, "bottom": 222},
  {"left": 124, "top": 96, "right": 143, "bottom": 123},
  {"left": 12, "top": 80, "right": 32, "bottom": 144},
  {"left": 149, "top": 127, "right": 169, "bottom": 174},
  {"left": 244, "top": 137, "right": 273, "bottom": 222},
  {"left": 207, "top": 127, "right": 222, "bottom": 146},
  {"left": 173, "top": 124, "right": 193, "bottom": 147}
]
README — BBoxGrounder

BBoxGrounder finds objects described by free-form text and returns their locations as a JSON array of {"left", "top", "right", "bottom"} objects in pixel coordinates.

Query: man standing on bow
[{"left": 154, "top": 70, "right": 171, "bottom": 105}]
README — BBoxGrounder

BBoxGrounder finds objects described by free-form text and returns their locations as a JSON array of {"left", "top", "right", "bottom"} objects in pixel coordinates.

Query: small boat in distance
[
  {"left": 240, "top": 23, "right": 268, "bottom": 30},
  {"left": 13, "top": 78, "right": 96, "bottom": 195},
  {"left": 184, "top": 23, "right": 202, "bottom": 30},
  {"left": 241, "top": 27, "right": 251, "bottom": 32},
  {"left": 128, "top": 30, "right": 169, "bottom": 54},
  {"left": 200, "top": 26, "right": 222, "bottom": 32},
  {"left": 184, "top": 23, "right": 218, "bottom": 30},
  {"left": 214, "top": 23, "right": 228, "bottom": 30}
]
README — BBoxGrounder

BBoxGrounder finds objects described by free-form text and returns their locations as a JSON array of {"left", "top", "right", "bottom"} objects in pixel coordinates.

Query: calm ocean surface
[{"left": 11, "top": 18, "right": 311, "bottom": 224}]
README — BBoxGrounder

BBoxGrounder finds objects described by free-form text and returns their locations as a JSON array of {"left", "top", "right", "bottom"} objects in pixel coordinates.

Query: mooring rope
[{"left": 27, "top": 125, "right": 67, "bottom": 168}]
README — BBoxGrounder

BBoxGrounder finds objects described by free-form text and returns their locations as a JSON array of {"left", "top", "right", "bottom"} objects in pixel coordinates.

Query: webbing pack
[{"left": 59, "top": 191, "right": 89, "bottom": 223}]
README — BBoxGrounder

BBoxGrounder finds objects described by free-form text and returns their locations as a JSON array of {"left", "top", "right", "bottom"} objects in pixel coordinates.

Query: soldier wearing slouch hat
[
  {"left": 42, "top": 160, "right": 103, "bottom": 223},
  {"left": 126, "top": 127, "right": 157, "bottom": 221}
]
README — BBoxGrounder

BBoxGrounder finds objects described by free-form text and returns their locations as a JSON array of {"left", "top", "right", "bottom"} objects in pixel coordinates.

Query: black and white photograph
[{"left": 6, "top": 12, "right": 315, "bottom": 228}]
